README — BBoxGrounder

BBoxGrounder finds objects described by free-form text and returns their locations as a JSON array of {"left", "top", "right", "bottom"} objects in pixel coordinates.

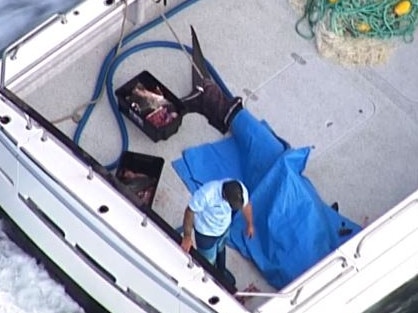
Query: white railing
[{"left": 0, "top": 0, "right": 136, "bottom": 91}]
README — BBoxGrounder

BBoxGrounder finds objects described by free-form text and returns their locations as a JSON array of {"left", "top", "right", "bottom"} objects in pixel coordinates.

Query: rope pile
[{"left": 291, "top": 0, "right": 418, "bottom": 65}]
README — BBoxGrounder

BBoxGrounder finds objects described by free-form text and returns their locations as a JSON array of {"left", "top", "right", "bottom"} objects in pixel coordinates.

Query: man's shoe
[{"left": 223, "top": 268, "right": 236, "bottom": 286}]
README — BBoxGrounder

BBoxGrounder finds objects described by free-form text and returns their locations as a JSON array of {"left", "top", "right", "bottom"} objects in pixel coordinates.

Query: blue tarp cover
[{"left": 172, "top": 109, "right": 361, "bottom": 289}]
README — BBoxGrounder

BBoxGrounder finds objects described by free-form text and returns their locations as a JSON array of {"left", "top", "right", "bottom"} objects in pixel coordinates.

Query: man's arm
[
  {"left": 181, "top": 206, "right": 195, "bottom": 252},
  {"left": 242, "top": 202, "right": 254, "bottom": 238}
]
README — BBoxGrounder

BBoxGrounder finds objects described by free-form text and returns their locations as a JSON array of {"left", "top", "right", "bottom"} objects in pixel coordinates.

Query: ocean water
[
  {"left": 0, "top": 222, "right": 84, "bottom": 313},
  {"left": 0, "top": 0, "right": 82, "bottom": 52}
]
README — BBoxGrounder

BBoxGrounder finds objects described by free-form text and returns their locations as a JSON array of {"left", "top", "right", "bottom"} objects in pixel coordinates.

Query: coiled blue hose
[{"left": 73, "top": 0, "right": 233, "bottom": 170}]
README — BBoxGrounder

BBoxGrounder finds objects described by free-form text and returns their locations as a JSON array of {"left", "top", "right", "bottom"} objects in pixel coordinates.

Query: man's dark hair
[{"left": 222, "top": 180, "right": 244, "bottom": 210}]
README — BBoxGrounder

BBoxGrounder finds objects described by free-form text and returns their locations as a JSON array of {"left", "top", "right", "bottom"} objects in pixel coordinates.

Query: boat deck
[{"left": 2, "top": 0, "right": 418, "bottom": 311}]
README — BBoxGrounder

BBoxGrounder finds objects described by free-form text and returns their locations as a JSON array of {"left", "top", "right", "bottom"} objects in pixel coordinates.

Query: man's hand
[
  {"left": 181, "top": 207, "right": 195, "bottom": 252},
  {"left": 181, "top": 235, "right": 193, "bottom": 252},
  {"left": 242, "top": 203, "right": 254, "bottom": 239},
  {"left": 246, "top": 224, "right": 255, "bottom": 238}
]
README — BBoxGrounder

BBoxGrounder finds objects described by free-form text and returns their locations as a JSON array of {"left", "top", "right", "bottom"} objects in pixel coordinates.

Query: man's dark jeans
[{"left": 194, "top": 228, "right": 229, "bottom": 272}]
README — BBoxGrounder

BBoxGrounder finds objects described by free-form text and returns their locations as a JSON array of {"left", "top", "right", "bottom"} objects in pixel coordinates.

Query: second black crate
[{"left": 115, "top": 151, "right": 164, "bottom": 210}]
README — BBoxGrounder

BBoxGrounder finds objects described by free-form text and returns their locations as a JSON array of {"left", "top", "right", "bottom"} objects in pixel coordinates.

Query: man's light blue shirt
[{"left": 188, "top": 179, "right": 249, "bottom": 236}]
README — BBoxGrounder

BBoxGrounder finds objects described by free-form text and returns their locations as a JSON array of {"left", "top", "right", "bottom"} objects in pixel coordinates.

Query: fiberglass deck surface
[{"left": 9, "top": 0, "right": 418, "bottom": 310}]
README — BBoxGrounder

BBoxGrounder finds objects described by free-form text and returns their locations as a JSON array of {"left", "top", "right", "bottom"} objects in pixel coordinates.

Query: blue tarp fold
[{"left": 172, "top": 109, "right": 361, "bottom": 289}]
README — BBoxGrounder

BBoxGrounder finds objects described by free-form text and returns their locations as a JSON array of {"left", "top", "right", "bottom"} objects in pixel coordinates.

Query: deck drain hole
[
  {"left": 242, "top": 88, "right": 258, "bottom": 101},
  {"left": 0, "top": 116, "right": 11, "bottom": 124},
  {"left": 291, "top": 52, "right": 306, "bottom": 65},
  {"left": 98, "top": 205, "right": 109, "bottom": 213},
  {"left": 208, "top": 296, "right": 219, "bottom": 305},
  {"left": 358, "top": 109, "right": 363, "bottom": 114},
  {"left": 104, "top": 0, "right": 115, "bottom": 5},
  {"left": 73, "top": 10, "right": 79, "bottom": 15},
  {"left": 311, "top": 145, "right": 316, "bottom": 149},
  {"left": 326, "top": 121, "right": 333, "bottom": 127}
]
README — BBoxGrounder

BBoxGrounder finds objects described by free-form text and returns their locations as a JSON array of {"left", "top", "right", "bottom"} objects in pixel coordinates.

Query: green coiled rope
[{"left": 295, "top": 0, "right": 418, "bottom": 42}]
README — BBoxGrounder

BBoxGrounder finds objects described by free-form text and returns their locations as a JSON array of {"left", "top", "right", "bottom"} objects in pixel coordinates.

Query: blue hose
[{"left": 73, "top": 0, "right": 233, "bottom": 170}]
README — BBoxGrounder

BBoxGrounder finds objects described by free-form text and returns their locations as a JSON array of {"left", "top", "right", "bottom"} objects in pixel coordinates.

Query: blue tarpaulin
[{"left": 172, "top": 109, "right": 361, "bottom": 289}]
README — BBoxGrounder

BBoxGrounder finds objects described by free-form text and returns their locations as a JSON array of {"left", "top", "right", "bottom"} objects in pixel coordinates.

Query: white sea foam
[{"left": 0, "top": 222, "right": 84, "bottom": 313}]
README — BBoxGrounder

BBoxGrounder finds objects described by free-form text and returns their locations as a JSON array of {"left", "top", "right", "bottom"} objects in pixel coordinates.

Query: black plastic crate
[
  {"left": 115, "top": 71, "right": 185, "bottom": 142},
  {"left": 115, "top": 151, "right": 164, "bottom": 209}
]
